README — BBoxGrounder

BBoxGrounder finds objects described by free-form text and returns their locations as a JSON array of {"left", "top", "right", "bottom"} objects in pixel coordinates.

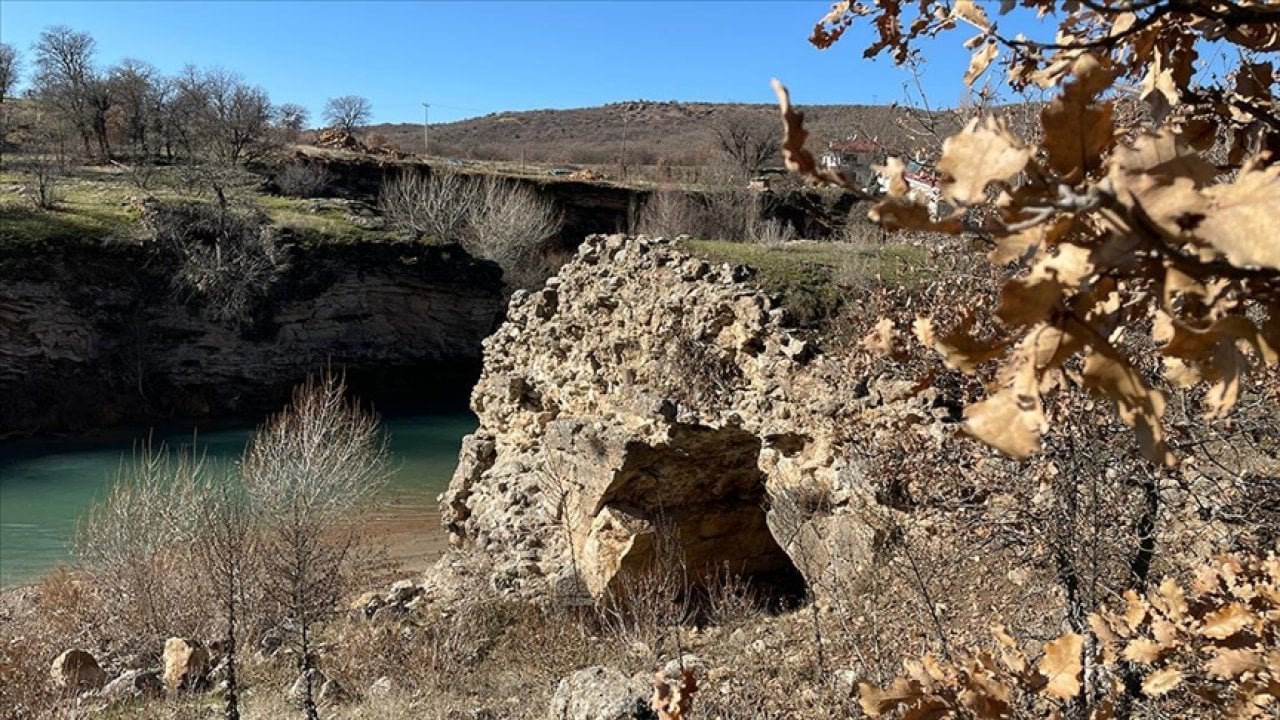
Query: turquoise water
[{"left": 0, "top": 414, "right": 476, "bottom": 586}]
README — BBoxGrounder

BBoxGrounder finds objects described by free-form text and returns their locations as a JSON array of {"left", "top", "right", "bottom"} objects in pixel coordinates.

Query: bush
[
  {"left": 637, "top": 188, "right": 699, "bottom": 238},
  {"left": 276, "top": 161, "right": 332, "bottom": 198},
  {"left": 73, "top": 440, "right": 211, "bottom": 647},
  {"left": 462, "top": 177, "right": 562, "bottom": 285},
  {"left": 145, "top": 199, "right": 285, "bottom": 324},
  {"left": 749, "top": 217, "right": 796, "bottom": 247},
  {"left": 378, "top": 169, "right": 477, "bottom": 243}
]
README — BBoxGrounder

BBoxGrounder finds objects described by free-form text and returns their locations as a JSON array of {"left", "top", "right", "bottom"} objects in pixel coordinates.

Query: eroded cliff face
[
  {"left": 442, "top": 235, "right": 949, "bottom": 600},
  {"left": 0, "top": 240, "right": 504, "bottom": 435}
]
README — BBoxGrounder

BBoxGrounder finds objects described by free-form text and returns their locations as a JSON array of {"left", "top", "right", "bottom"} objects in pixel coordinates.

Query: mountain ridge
[{"left": 360, "top": 100, "right": 965, "bottom": 165}]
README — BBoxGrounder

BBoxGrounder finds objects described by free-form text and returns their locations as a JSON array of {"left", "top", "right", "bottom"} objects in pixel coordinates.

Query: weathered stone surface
[
  {"left": 50, "top": 649, "right": 107, "bottom": 692},
  {"left": 162, "top": 637, "right": 209, "bottom": 693},
  {"left": 547, "top": 666, "right": 654, "bottom": 720},
  {"left": 318, "top": 676, "right": 349, "bottom": 706},
  {"left": 102, "top": 669, "right": 164, "bottom": 703},
  {"left": 287, "top": 668, "right": 327, "bottom": 708},
  {"left": 440, "top": 234, "right": 890, "bottom": 602}
]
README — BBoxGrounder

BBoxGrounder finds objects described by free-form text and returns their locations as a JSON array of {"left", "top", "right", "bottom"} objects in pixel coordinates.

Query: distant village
[{"left": 818, "top": 136, "right": 944, "bottom": 215}]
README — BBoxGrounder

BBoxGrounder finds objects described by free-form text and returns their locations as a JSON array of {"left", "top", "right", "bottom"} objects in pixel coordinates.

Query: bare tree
[
  {"left": 711, "top": 111, "right": 780, "bottom": 177},
  {"left": 0, "top": 44, "right": 17, "bottom": 102},
  {"left": 464, "top": 176, "right": 562, "bottom": 287},
  {"left": 31, "top": 25, "right": 111, "bottom": 159},
  {"left": 192, "top": 466, "right": 256, "bottom": 720},
  {"left": 0, "top": 43, "right": 19, "bottom": 165},
  {"left": 243, "top": 373, "right": 390, "bottom": 720},
  {"left": 378, "top": 168, "right": 479, "bottom": 242},
  {"left": 322, "top": 95, "right": 371, "bottom": 135},
  {"left": 106, "top": 58, "right": 159, "bottom": 157},
  {"left": 74, "top": 438, "right": 204, "bottom": 641},
  {"left": 158, "top": 65, "right": 209, "bottom": 162},
  {"left": 203, "top": 69, "right": 275, "bottom": 164},
  {"left": 276, "top": 102, "right": 309, "bottom": 143},
  {"left": 19, "top": 122, "right": 72, "bottom": 209}
]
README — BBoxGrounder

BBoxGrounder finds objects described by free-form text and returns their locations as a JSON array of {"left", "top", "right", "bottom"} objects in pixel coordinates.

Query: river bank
[{"left": 0, "top": 413, "right": 473, "bottom": 586}]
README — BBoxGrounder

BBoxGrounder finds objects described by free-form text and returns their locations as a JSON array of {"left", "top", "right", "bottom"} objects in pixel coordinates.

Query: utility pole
[{"left": 422, "top": 102, "right": 430, "bottom": 156}]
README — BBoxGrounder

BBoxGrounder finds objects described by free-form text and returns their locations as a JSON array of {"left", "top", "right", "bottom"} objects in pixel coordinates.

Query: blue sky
[{"left": 0, "top": 1, "right": 1044, "bottom": 125}]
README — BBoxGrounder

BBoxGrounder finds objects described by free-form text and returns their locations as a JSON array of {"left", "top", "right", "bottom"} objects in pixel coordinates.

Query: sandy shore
[
  {"left": 365, "top": 508, "right": 452, "bottom": 576},
  {"left": 1, "top": 505, "right": 453, "bottom": 592}
]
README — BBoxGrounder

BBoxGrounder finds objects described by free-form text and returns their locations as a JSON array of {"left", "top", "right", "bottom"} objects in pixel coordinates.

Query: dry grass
[{"left": 364, "top": 100, "right": 964, "bottom": 169}]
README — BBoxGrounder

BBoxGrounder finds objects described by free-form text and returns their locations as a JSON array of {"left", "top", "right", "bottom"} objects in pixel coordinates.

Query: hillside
[{"left": 363, "top": 100, "right": 967, "bottom": 166}]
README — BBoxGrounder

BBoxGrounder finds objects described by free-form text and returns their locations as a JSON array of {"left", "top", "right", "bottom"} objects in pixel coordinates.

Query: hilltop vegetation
[{"left": 364, "top": 100, "right": 968, "bottom": 167}]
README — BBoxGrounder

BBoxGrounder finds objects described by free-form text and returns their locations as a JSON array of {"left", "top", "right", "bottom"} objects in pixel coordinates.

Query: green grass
[
  {"left": 682, "top": 238, "right": 931, "bottom": 327},
  {"left": 255, "top": 193, "right": 403, "bottom": 245},
  {"left": 0, "top": 168, "right": 146, "bottom": 245},
  {"left": 0, "top": 164, "right": 401, "bottom": 246}
]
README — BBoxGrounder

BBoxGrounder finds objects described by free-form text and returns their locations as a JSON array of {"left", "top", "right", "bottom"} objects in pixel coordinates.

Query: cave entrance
[{"left": 592, "top": 424, "right": 807, "bottom": 609}]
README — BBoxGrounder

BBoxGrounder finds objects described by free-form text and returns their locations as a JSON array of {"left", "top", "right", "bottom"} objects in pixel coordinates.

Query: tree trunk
[{"left": 223, "top": 581, "right": 240, "bottom": 720}]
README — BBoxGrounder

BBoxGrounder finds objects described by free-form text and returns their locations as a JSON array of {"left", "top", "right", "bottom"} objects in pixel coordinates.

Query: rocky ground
[{"left": 3, "top": 234, "right": 1275, "bottom": 719}]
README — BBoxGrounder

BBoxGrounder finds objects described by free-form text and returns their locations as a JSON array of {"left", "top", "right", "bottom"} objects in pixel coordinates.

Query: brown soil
[{"left": 365, "top": 508, "right": 451, "bottom": 576}]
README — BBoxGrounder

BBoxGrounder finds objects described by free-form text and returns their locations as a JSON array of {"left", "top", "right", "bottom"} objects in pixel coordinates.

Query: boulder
[
  {"left": 547, "top": 666, "right": 655, "bottom": 720},
  {"left": 50, "top": 649, "right": 107, "bottom": 692},
  {"left": 318, "top": 676, "right": 349, "bottom": 706},
  {"left": 162, "top": 637, "right": 209, "bottom": 693},
  {"left": 350, "top": 590, "right": 384, "bottom": 618},
  {"left": 368, "top": 675, "right": 393, "bottom": 697},
  {"left": 386, "top": 579, "right": 422, "bottom": 605},
  {"left": 287, "top": 668, "right": 327, "bottom": 709},
  {"left": 258, "top": 628, "right": 284, "bottom": 656},
  {"left": 102, "top": 669, "right": 164, "bottom": 703}
]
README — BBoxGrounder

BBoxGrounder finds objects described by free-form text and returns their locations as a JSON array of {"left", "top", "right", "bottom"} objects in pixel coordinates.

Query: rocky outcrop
[
  {"left": 50, "top": 649, "right": 107, "bottom": 692},
  {"left": 102, "top": 669, "right": 164, "bottom": 703},
  {"left": 548, "top": 666, "right": 655, "bottom": 720},
  {"left": 442, "top": 235, "right": 908, "bottom": 601},
  {"left": 0, "top": 239, "right": 504, "bottom": 435},
  {"left": 161, "top": 637, "right": 209, "bottom": 693}
]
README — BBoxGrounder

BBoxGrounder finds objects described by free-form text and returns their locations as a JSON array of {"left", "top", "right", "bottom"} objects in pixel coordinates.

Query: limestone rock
[
  {"left": 385, "top": 579, "right": 422, "bottom": 605},
  {"left": 102, "top": 669, "right": 164, "bottom": 703},
  {"left": 318, "top": 676, "right": 349, "bottom": 706},
  {"left": 258, "top": 628, "right": 284, "bottom": 657},
  {"left": 368, "top": 675, "right": 393, "bottom": 697},
  {"left": 439, "top": 234, "right": 885, "bottom": 603},
  {"left": 162, "top": 637, "right": 209, "bottom": 693},
  {"left": 350, "top": 590, "right": 384, "bottom": 617},
  {"left": 50, "top": 649, "right": 107, "bottom": 692},
  {"left": 547, "top": 666, "right": 655, "bottom": 720},
  {"left": 288, "top": 668, "right": 327, "bottom": 708}
]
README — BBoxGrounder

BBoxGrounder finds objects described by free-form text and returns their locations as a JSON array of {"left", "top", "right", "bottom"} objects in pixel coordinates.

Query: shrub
[
  {"left": 276, "top": 161, "right": 332, "bottom": 198},
  {"left": 637, "top": 188, "right": 700, "bottom": 238},
  {"left": 145, "top": 199, "right": 285, "bottom": 324},
  {"left": 73, "top": 438, "right": 210, "bottom": 647},
  {"left": 462, "top": 177, "right": 562, "bottom": 284},
  {"left": 378, "top": 169, "right": 477, "bottom": 243},
  {"left": 749, "top": 217, "right": 796, "bottom": 247}
]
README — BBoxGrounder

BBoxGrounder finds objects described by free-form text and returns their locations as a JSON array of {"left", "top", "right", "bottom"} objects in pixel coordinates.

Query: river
[{"left": 0, "top": 414, "right": 475, "bottom": 586}]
